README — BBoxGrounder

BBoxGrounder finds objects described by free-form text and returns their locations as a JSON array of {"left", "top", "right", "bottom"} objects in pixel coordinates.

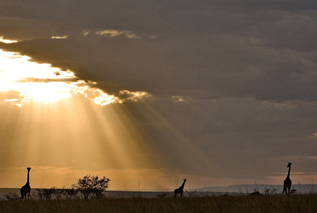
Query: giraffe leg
[{"left": 282, "top": 187, "right": 286, "bottom": 194}]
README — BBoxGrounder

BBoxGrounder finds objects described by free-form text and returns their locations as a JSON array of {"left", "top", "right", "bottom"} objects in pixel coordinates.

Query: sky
[{"left": 0, "top": 0, "right": 317, "bottom": 190}]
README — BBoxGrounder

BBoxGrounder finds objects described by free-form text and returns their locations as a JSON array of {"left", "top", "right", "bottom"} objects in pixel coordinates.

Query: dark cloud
[
  {"left": 2, "top": 32, "right": 317, "bottom": 101},
  {"left": 122, "top": 97, "right": 317, "bottom": 179}
]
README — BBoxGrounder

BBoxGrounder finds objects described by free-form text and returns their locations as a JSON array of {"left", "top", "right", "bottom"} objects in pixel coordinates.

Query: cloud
[
  {"left": 171, "top": 96, "right": 185, "bottom": 103},
  {"left": 0, "top": 36, "right": 18, "bottom": 44},
  {"left": 82, "top": 31, "right": 90, "bottom": 36},
  {"left": 96, "top": 30, "right": 139, "bottom": 39},
  {"left": 257, "top": 100, "right": 298, "bottom": 111},
  {"left": 51, "top": 35, "right": 68, "bottom": 39},
  {"left": 118, "top": 90, "right": 151, "bottom": 102}
]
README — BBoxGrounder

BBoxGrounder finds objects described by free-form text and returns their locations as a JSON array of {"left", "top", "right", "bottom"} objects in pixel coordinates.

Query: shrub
[
  {"left": 61, "top": 187, "right": 78, "bottom": 199},
  {"left": 3, "top": 193, "right": 19, "bottom": 200},
  {"left": 72, "top": 174, "right": 110, "bottom": 200},
  {"left": 35, "top": 187, "right": 59, "bottom": 200}
]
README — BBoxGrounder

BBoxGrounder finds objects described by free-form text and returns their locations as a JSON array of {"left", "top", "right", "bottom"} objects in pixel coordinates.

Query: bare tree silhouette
[{"left": 72, "top": 174, "right": 110, "bottom": 200}]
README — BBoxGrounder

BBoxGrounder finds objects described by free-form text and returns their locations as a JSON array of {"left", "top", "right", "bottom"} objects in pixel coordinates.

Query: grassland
[{"left": 1, "top": 194, "right": 317, "bottom": 213}]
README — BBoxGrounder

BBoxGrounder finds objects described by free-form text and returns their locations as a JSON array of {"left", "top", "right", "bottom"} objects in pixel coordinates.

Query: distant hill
[{"left": 194, "top": 184, "right": 317, "bottom": 194}]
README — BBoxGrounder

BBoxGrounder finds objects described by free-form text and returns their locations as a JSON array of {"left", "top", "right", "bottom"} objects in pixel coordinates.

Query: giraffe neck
[
  {"left": 27, "top": 170, "right": 30, "bottom": 185},
  {"left": 180, "top": 180, "right": 186, "bottom": 190},
  {"left": 287, "top": 166, "right": 291, "bottom": 178}
]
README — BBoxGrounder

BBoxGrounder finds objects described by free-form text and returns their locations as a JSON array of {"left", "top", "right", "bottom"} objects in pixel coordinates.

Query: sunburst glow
[
  {"left": 0, "top": 47, "right": 159, "bottom": 190},
  {"left": 0, "top": 49, "right": 147, "bottom": 107}
]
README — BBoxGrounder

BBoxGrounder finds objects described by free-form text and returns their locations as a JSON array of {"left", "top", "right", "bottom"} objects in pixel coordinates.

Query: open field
[{"left": 1, "top": 194, "right": 317, "bottom": 213}]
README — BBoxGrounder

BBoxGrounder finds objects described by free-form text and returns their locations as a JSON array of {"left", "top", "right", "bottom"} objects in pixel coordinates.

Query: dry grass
[{"left": 1, "top": 194, "right": 317, "bottom": 213}]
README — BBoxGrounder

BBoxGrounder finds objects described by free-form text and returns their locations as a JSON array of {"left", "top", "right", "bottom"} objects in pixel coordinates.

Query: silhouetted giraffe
[
  {"left": 20, "top": 167, "right": 31, "bottom": 200},
  {"left": 174, "top": 179, "right": 186, "bottom": 197},
  {"left": 282, "top": 162, "right": 292, "bottom": 194}
]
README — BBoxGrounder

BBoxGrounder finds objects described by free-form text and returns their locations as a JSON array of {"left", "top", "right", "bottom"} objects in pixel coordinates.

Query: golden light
[
  {"left": 0, "top": 49, "right": 121, "bottom": 106},
  {"left": 96, "top": 30, "right": 140, "bottom": 39},
  {"left": 51, "top": 35, "right": 69, "bottom": 39},
  {"left": 0, "top": 46, "right": 213, "bottom": 191},
  {"left": 0, "top": 36, "right": 19, "bottom": 44},
  {"left": 16, "top": 82, "right": 72, "bottom": 103},
  {"left": 0, "top": 46, "right": 167, "bottom": 190},
  {"left": 0, "top": 49, "right": 151, "bottom": 107},
  {"left": 0, "top": 39, "right": 207, "bottom": 191}
]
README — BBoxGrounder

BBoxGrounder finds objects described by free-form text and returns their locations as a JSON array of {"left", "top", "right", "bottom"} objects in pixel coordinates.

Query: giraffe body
[{"left": 174, "top": 179, "right": 186, "bottom": 198}]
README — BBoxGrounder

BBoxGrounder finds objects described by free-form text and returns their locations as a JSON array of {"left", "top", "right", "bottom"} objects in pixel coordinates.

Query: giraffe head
[
  {"left": 27, "top": 167, "right": 31, "bottom": 171},
  {"left": 287, "top": 162, "right": 292, "bottom": 168}
]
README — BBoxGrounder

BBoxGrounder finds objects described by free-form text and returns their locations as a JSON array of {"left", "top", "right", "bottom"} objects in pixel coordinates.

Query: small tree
[{"left": 72, "top": 174, "right": 110, "bottom": 200}]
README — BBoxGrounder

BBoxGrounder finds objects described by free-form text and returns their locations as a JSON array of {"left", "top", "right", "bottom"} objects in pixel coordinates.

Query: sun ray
[{"left": 0, "top": 47, "right": 169, "bottom": 190}]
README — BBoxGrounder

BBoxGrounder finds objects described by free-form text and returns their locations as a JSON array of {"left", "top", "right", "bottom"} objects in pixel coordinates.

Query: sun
[{"left": 16, "top": 82, "right": 72, "bottom": 103}]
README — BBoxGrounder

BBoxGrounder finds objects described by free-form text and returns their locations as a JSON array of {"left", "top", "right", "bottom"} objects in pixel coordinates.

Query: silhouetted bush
[
  {"left": 2, "top": 193, "right": 19, "bottom": 200},
  {"left": 35, "top": 187, "right": 63, "bottom": 200},
  {"left": 264, "top": 188, "right": 277, "bottom": 195},
  {"left": 72, "top": 174, "right": 110, "bottom": 200},
  {"left": 157, "top": 192, "right": 168, "bottom": 198},
  {"left": 249, "top": 188, "right": 262, "bottom": 196},
  {"left": 61, "top": 187, "right": 78, "bottom": 199},
  {"left": 34, "top": 187, "right": 79, "bottom": 200}
]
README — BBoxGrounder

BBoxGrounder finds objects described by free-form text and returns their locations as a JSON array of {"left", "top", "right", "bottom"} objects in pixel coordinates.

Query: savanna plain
[{"left": 1, "top": 194, "right": 317, "bottom": 213}]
